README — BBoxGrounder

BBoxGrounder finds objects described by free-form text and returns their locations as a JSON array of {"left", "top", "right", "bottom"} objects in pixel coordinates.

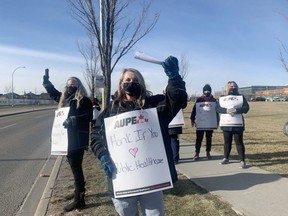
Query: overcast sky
[{"left": 1, "top": 0, "right": 288, "bottom": 96}]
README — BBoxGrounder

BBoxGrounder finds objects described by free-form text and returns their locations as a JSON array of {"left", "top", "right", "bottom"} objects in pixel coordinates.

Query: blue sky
[{"left": 1, "top": 0, "right": 288, "bottom": 97}]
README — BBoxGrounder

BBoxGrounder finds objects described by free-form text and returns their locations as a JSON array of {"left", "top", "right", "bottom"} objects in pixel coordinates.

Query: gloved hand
[
  {"left": 100, "top": 154, "right": 114, "bottom": 178},
  {"left": 161, "top": 56, "right": 179, "bottom": 79},
  {"left": 227, "top": 108, "right": 236, "bottom": 116},
  {"left": 43, "top": 68, "right": 50, "bottom": 85},
  {"left": 63, "top": 117, "right": 72, "bottom": 128},
  {"left": 191, "top": 120, "right": 196, "bottom": 127}
]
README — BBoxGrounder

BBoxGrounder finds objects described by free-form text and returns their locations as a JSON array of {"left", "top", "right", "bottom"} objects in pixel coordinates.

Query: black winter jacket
[
  {"left": 91, "top": 76, "right": 187, "bottom": 195},
  {"left": 44, "top": 83, "right": 93, "bottom": 151}
]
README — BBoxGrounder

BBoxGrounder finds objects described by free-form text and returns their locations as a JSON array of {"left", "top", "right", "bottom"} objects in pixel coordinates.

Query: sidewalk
[
  {"left": 0, "top": 105, "right": 55, "bottom": 117},
  {"left": 177, "top": 141, "right": 288, "bottom": 216}
]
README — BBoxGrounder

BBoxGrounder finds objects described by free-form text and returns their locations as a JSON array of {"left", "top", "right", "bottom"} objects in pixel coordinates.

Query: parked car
[{"left": 255, "top": 97, "right": 266, "bottom": 101}]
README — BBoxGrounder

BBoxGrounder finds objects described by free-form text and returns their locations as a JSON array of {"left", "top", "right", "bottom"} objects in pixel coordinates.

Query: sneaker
[
  {"left": 219, "top": 158, "right": 229, "bottom": 165},
  {"left": 240, "top": 161, "right": 246, "bottom": 169},
  {"left": 206, "top": 152, "right": 212, "bottom": 160},
  {"left": 192, "top": 153, "right": 200, "bottom": 161}
]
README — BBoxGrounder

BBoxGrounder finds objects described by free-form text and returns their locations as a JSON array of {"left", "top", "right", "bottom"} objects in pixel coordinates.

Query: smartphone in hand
[{"left": 45, "top": 68, "right": 49, "bottom": 78}]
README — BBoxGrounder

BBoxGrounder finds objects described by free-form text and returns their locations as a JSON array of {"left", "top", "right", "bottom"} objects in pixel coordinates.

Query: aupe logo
[
  {"left": 114, "top": 114, "right": 149, "bottom": 129},
  {"left": 56, "top": 110, "right": 65, "bottom": 117}
]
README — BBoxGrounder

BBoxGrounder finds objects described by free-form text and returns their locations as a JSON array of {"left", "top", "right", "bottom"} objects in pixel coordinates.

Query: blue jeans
[{"left": 112, "top": 191, "right": 165, "bottom": 216}]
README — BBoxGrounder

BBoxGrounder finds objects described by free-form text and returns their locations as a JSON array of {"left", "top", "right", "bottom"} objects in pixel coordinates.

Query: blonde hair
[
  {"left": 58, "top": 77, "right": 88, "bottom": 108},
  {"left": 224, "top": 81, "right": 238, "bottom": 95},
  {"left": 112, "top": 68, "right": 152, "bottom": 109}
]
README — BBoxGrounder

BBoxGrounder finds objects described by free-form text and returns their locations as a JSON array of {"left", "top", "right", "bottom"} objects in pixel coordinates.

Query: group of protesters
[{"left": 42, "top": 55, "right": 249, "bottom": 215}]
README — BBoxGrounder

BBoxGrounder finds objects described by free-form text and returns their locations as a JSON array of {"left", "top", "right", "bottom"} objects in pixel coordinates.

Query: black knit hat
[{"left": 203, "top": 84, "right": 212, "bottom": 93}]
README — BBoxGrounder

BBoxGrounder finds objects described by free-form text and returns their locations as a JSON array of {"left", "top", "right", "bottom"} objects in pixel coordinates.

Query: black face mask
[
  {"left": 228, "top": 88, "right": 238, "bottom": 95},
  {"left": 123, "top": 82, "right": 141, "bottom": 96},
  {"left": 204, "top": 92, "right": 211, "bottom": 97},
  {"left": 67, "top": 86, "right": 77, "bottom": 95}
]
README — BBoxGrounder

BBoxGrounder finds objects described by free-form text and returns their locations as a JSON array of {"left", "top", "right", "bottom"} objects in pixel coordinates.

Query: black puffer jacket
[
  {"left": 91, "top": 76, "right": 187, "bottom": 194},
  {"left": 44, "top": 83, "right": 93, "bottom": 151}
]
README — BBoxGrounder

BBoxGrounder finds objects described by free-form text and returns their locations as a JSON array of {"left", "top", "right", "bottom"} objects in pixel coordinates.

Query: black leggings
[
  {"left": 223, "top": 131, "right": 245, "bottom": 161},
  {"left": 195, "top": 130, "right": 213, "bottom": 153},
  {"left": 66, "top": 149, "right": 85, "bottom": 192}
]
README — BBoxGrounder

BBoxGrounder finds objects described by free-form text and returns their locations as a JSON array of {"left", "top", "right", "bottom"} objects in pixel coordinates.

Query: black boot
[
  {"left": 63, "top": 191, "right": 86, "bottom": 212},
  {"left": 64, "top": 193, "right": 75, "bottom": 200}
]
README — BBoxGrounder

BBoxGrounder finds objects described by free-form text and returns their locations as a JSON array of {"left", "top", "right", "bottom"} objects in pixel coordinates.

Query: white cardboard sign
[
  {"left": 195, "top": 102, "right": 218, "bottom": 130},
  {"left": 219, "top": 96, "right": 244, "bottom": 127},
  {"left": 168, "top": 109, "right": 185, "bottom": 128},
  {"left": 104, "top": 108, "right": 173, "bottom": 198},
  {"left": 51, "top": 107, "right": 70, "bottom": 155}
]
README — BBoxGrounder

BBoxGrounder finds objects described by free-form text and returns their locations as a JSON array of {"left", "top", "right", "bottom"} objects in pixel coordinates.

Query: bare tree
[
  {"left": 277, "top": 4, "right": 288, "bottom": 72},
  {"left": 67, "top": 0, "right": 159, "bottom": 108},
  {"left": 279, "top": 41, "right": 288, "bottom": 72},
  {"left": 78, "top": 32, "right": 101, "bottom": 99},
  {"left": 179, "top": 54, "right": 189, "bottom": 80},
  {"left": 3, "top": 85, "right": 11, "bottom": 100}
]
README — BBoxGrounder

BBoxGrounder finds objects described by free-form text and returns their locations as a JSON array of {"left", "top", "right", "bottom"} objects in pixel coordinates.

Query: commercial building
[{"left": 239, "top": 85, "right": 287, "bottom": 100}]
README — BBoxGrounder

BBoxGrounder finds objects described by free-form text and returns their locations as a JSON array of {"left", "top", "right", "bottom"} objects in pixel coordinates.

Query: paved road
[{"left": 0, "top": 109, "right": 55, "bottom": 215}]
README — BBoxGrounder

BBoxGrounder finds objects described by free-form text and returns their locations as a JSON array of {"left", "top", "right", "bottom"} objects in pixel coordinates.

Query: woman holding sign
[
  {"left": 43, "top": 72, "right": 93, "bottom": 212},
  {"left": 216, "top": 81, "right": 249, "bottom": 169},
  {"left": 91, "top": 56, "right": 187, "bottom": 216}
]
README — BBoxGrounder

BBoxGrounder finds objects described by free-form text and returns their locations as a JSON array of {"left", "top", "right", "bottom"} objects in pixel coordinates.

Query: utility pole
[{"left": 11, "top": 66, "right": 26, "bottom": 107}]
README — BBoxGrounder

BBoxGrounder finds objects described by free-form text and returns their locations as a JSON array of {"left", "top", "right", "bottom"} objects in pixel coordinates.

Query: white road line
[{"left": 0, "top": 123, "right": 16, "bottom": 130}]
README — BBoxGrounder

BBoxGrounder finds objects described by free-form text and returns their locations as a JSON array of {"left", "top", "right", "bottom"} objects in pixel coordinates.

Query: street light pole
[{"left": 12, "top": 66, "right": 26, "bottom": 107}]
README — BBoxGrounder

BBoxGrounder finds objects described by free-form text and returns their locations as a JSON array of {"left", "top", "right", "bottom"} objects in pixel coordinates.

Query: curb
[{"left": 34, "top": 156, "right": 63, "bottom": 216}]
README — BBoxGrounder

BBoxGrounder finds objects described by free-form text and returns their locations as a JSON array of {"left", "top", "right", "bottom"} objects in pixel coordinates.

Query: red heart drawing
[{"left": 129, "top": 148, "right": 138, "bottom": 158}]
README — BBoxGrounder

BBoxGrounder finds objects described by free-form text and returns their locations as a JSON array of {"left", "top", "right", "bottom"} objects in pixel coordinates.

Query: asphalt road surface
[{"left": 0, "top": 109, "right": 55, "bottom": 216}]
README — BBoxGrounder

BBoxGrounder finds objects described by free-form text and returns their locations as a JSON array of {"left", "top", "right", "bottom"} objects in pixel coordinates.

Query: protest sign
[
  {"left": 104, "top": 108, "right": 173, "bottom": 198},
  {"left": 219, "top": 95, "right": 243, "bottom": 127},
  {"left": 195, "top": 102, "right": 218, "bottom": 130},
  {"left": 51, "top": 107, "right": 70, "bottom": 155},
  {"left": 168, "top": 109, "right": 185, "bottom": 128}
]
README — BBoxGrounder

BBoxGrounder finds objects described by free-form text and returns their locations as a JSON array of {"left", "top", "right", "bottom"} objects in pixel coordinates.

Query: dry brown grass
[
  {"left": 46, "top": 101, "right": 288, "bottom": 215},
  {"left": 182, "top": 101, "right": 288, "bottom": 177}
]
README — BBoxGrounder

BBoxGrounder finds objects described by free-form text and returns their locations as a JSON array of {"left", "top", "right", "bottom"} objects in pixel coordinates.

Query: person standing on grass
[
  {"left": 168, "top": 123, "right": 183, "bottom": 164},
  {"left": 90, "top": 56, "right": 187, "bottom": 216},
  {"left": 43, "top": 72, "right": 93, "bottom": 212},
  {"left": 163, "top": 87, "right": 185, "bottom": 164},
  {"left": 216, "top": 81, "right": 249, "bottom": 168},
  {"left": 190, "top": 84, "right": 218, "bottom": 161}
]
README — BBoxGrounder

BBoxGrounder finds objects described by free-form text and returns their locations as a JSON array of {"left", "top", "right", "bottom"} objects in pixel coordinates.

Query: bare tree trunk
[{"left": 67, "top": 0, "right": 158, "bottom": 109}]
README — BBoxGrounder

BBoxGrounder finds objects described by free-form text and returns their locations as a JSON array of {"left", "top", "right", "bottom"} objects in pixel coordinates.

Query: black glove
[
  {"left": 43, "top": 68, "right": 50, "bottom": 85},
  {"left": 63, "top": 117, "right": 72, "bottom": 128},
  {"left": 161, "top": 56, "right": 179, "bottom": 79}
]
